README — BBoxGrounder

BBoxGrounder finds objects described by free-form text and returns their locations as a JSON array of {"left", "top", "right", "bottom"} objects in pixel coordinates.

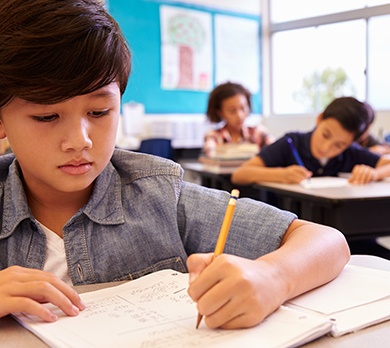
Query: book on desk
[
  {"left": 12, "top": 264, "right": 390, "bottom": 348},
  {"left": 199, "top": 143, "right": 258, "bottom": 167}
]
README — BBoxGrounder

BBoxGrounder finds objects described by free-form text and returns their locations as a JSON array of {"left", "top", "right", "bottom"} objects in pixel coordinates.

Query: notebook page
[
  {"left": 13, "top": 270, "right": 332, "bottom": 348},
  {"left": 286, "top": 265, "right": 390, "bottom": 336},
  {"left": 300, "top": 177, "right": 348, "bottom": 189}
]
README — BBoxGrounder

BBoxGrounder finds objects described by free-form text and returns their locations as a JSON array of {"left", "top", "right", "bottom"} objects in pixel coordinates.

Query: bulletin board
[{"left": 109, "top": 0, "right": 261, "bottom": 114}]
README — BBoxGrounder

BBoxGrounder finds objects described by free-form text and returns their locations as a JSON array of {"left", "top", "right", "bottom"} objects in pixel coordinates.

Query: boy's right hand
[
  {"left": 0, "top": 266, "right": 85, "bottom": 321},
  {"left": 284, "top": 165, "right": 312, "bottom": 184}
]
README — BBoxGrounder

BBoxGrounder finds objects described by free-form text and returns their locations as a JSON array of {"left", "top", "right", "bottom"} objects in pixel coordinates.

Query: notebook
[
  {"left": 12, "top": 265, "right": 390, "bottom": 347},
  {"left": 300, "top": 176, "right": 349, "bottom": 189}
]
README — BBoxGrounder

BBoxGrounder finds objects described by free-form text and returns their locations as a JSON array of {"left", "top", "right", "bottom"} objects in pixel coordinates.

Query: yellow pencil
[{"left": 196, "top": 189, "right": 240, "bottom": 329}]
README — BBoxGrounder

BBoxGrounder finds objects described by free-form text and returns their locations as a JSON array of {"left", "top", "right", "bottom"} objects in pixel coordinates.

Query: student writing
[
  {"left": 203, "top": 82, "right": 274, "bottom": 158},
  {"left": 0, "top": 0, "right": 349, "bottom": 330},
  {"left": 232, "top": 97, "right": 390, "bottom": 185}
]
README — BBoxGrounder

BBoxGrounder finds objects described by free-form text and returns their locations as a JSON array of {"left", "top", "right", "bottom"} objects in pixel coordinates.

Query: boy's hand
[
  {"left": 187, "top": 254, "right": 287, "bottom": 329},
  {"left": 349, "top": 164, "right": 377, "bottom": 184},
  {"left": 284, "top": 165, "right": 312, "bottom": 184},
  {"left": 0, "top": 266, "right": 85, "bottom": 321}
]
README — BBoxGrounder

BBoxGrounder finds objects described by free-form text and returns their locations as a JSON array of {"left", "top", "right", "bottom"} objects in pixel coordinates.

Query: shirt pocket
[{"left": 114, "top": 256, "right": 187, "bottom": 282}]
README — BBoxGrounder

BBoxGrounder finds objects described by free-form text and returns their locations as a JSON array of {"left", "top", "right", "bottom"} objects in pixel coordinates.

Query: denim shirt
[{"left": 0, "top": 149, "right": 296, "bottom": 285}]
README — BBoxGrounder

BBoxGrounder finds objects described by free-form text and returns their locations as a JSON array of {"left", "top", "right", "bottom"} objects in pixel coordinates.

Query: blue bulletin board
[{"left": 109, "top": 0, "right": 261, "bottom": 114}]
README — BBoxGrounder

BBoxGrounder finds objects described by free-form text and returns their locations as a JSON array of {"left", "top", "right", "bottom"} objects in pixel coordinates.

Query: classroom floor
[{"left": 349, "top": 238, "right": 390, "bottom": 260}]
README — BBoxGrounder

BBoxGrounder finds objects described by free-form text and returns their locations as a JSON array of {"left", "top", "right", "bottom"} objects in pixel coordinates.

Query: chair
[{"left": 138, "top": 138, "right": 173, "bottom": 159}]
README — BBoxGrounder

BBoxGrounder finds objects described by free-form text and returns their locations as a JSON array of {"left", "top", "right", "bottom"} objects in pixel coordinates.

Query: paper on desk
[
  {"left": 13, "top": 270, "right": 332, "bottom": 348},
  {"left": 287, "top": 265, "right": 390, "bottom": 336},
  {"left": 300, "top": 176, "right": 349, "bottom": 189}
]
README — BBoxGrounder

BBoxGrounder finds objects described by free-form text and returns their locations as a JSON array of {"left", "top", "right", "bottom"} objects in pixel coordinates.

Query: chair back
[{"left": 139, "top": 138, "right": 173, "bottom": 159}]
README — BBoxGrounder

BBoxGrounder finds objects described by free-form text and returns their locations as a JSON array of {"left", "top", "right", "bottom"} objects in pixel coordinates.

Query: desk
[
  {"left": 181, "top": 161, "right": 236, "bottom": 191},
  {"left": 1, "top": 277, "right": 389, "bottom": 347},
  {"left": 182, "top": 162, "right": 390, "bottom": 241},
  {"left": 254, "top": 180, "right": 390, "bottom": 240}
]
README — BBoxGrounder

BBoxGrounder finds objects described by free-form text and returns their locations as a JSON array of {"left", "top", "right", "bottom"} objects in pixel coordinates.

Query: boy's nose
[
  {"left": 320, "top": 141, "right": 332, "bottom": 155},
  {"left": 61, "top": 119, "right": 92, "bottom": 152}
]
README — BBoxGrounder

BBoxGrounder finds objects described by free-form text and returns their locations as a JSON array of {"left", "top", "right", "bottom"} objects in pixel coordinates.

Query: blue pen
[{"left": 287, "top": 137, "right": 305, "bottom": 167}]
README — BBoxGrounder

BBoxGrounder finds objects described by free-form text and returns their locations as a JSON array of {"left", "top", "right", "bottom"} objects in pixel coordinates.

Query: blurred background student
[
  {"left": 232, "top": 96, "right": 390, "bottom": 185},
  {"left": 356, "top": 102, "right": 390, "bottom": 155},
  {"left": 202, "top": 82, "right": 274, "bottom": 158}
]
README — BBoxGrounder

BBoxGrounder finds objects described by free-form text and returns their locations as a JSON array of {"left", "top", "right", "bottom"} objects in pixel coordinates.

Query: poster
[
  {"left": 160, "top": 5, "right": 213, "bottom": 91},
  {"left": 215, "top": 15, "right": 260, "bottom": 93}
]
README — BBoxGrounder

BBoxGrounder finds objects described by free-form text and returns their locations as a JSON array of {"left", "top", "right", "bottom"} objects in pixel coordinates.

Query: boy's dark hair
[
  {"left": 322, "top": 97, "right": 370, "bottom": 140},
  {"left": 0, "top": 0, "right": 131, "bottom": 108},
  {"left": 206, "top": 82, "right": 252, "bottom": 123}
]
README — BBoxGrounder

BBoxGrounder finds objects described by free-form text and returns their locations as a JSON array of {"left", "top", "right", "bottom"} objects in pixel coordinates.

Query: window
[
  {"left": 368, "top": 14, "right": 390, "bottom": 109},
  {"left": 266, "top": 1, "right": 390, "bottom": 114}
]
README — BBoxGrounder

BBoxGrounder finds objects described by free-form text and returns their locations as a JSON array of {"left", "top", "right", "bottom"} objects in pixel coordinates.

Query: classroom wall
[
  {"left": 109, "top": 0, "right": 261, "bottom": 115},
  {"left": 110, "top": 0, "right": 390, "bottom": 143}
]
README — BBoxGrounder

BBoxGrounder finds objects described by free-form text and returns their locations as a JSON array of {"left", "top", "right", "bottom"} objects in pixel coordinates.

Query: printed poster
[
  {"left": 160, "top": 5, "right": 213, "bottom": 91},
  {"left": 215, "top": 14, "right": 260, "bottom": 94}
]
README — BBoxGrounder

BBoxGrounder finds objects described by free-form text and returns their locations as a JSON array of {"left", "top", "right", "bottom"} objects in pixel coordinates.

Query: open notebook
[
  {"left": 13, "top": 265, "right": 390, "bottom": 348},
  {"left": 300, "top": 176, "right": 349, "bottom": 189}
]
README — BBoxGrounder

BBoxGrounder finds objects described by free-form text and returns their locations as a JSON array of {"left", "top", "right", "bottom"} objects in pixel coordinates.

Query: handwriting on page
[
  {"left": 45, "top": 272, "right": 234, "bottom": 347},
  {"left": 15, "top": 270, "right": 334, "bottom": 348}
]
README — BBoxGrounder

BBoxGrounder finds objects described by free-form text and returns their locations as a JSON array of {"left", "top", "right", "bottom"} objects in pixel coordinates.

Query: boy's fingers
[{"left": 10, "top": 281, "right": 83, "bottom": 317}]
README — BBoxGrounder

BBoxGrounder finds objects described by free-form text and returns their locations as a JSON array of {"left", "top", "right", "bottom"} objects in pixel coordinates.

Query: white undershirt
[
  {"left": 38, "top": 222, "right": 73, "bottom": 286},
  {"left": 319, "top": 158, "right": 329, "bottom": 166}
]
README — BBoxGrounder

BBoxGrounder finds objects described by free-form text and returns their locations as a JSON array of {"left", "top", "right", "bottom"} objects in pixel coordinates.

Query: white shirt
[{"left": 39, "top": 222, "right": 72, "bottom": 286}]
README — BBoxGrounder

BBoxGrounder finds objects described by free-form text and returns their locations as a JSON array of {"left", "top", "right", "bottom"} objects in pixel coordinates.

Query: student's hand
[
  {"left": 0, "top": 266, "right": 85, "bottom": 321},
  {"left": 187, "top": 253, "right": 288, "bottom": 329},
  {"left": 369, "top": 144, "right": 390, "bottom": 156},
  {"left": 284, "top": 165, "right": 312, "bottom": 184},
  {"left": 348, "top": 164, "right": 378, "bottom": 184}
]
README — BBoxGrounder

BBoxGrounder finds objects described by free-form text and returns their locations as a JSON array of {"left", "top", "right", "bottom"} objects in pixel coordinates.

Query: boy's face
[
  {"left": 0, "top": 83, "right": 120, "bottom": 200},
  {"left": 311, "top": 116, "right": 354, "bottom": 160}
]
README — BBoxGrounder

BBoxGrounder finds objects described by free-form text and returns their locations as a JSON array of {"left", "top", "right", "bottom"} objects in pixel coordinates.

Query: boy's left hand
[
  {"left": 348, "top": 164, "right": 378, "bottom": 184},
  {"left": 186, "top": 253, "right": 287, "bottom": 329}
]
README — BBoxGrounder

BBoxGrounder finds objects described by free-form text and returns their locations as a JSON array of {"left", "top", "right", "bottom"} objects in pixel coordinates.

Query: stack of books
[{"left": 199, "top": 143, "right": 258, "bottom": 167}]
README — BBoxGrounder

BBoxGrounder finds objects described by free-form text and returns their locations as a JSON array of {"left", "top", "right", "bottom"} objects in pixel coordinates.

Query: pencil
[
  {"left": 286, "top": 136, "right": 305, "bottom": 167},
  {"left": 196, "top": 189, "right": 240, "bottom": 329}
]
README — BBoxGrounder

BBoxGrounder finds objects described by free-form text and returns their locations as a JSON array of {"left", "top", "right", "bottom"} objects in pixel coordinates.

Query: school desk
[
  {"left": 180, "top": 160, "right": 236, "bottom": 191},
  {"left": 2, "top": 260, "right": 390, "bottom": 348},
  {"left": 253, "top": 180, "right": 390, "bottom": 241},
  {"left": 181, "top": 162, "right": 390, "bottom": 241}
]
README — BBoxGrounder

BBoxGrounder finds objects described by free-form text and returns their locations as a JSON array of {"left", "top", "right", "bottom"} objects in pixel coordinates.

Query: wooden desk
[
  {"left": 1, "top": 276, "right": 389, "bottom": 347},
  {"left": 254, "top": 180, "right": 390, "bottom": 240}
]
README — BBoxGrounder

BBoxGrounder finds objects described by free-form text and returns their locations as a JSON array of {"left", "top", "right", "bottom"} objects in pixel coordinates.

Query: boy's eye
[
  {"left": 32, "top": 114, "right": 58, "bottom": 122},
  {"left": 89, "top": 109, "right": 109, "bottom": 118}
]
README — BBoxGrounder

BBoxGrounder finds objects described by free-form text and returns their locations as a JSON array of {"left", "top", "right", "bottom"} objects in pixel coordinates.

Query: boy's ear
[
  {"left": 0, "top": 120, "right": 7, "bottom": 139},
  {"left": 316, "top": 113, "right": 324, "bottom": 125}
]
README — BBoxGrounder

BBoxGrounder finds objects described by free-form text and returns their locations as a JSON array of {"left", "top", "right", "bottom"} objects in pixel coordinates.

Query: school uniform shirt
[
  {"left": 0, "top": 149, "right": 296, "bottom": 285},
  {"left": 203, "top": 124, "right": 273, "bottom": 157},
  {"left": 259, "top": 131, "right": 380, "bottom": 177}
]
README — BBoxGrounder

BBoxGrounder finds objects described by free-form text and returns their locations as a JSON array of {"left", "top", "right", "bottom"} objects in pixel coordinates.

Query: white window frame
[{"left": 261, "top": 1, "right": 390, "bottom": 116}]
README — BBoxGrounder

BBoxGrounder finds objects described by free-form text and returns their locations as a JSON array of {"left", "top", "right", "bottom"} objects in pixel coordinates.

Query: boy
[
  {"left": 0, "top": 0, "right": 349, "bottom": 330},
  {"left": 232, "top": 97, "right": 390, "bottom": 185}
]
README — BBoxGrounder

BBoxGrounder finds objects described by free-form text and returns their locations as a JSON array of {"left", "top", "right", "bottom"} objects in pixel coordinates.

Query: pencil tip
[{"left": 196, "top": 313, "right": 203, "bottom": 329}]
